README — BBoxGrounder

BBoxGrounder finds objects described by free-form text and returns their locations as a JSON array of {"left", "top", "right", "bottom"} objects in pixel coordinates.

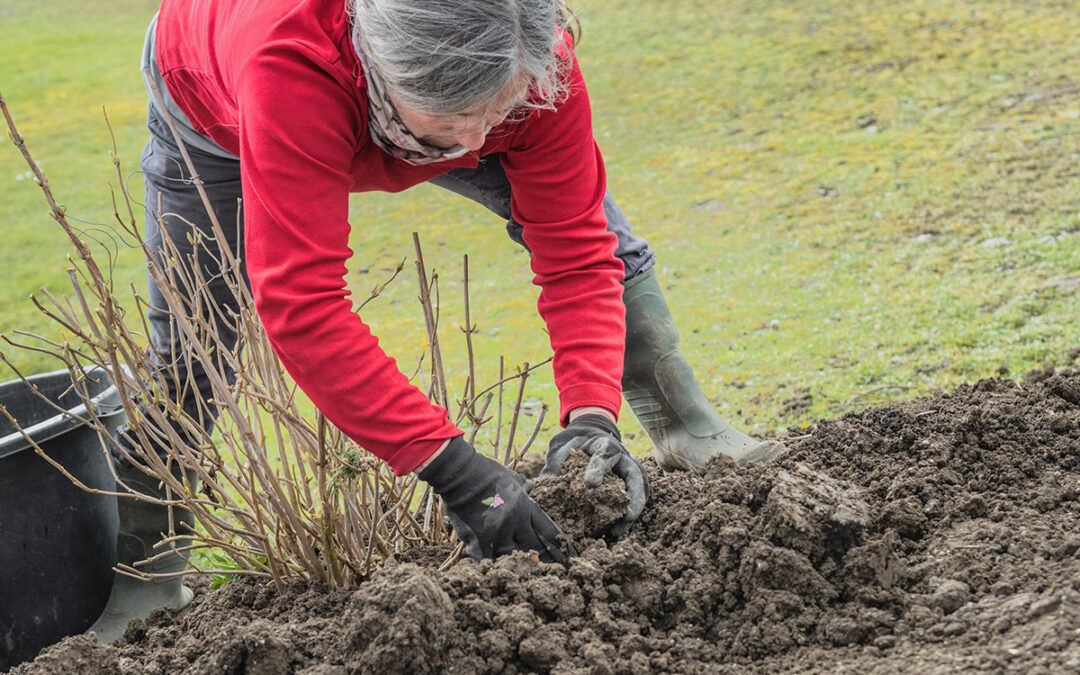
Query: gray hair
[{"left": 348, "top": 0, "right": 579, "bottom": 116}]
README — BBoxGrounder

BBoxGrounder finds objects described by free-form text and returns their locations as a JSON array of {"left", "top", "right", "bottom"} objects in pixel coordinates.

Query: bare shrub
[{"left": 0, "top": 89, "right": 548, "bottom": 589}]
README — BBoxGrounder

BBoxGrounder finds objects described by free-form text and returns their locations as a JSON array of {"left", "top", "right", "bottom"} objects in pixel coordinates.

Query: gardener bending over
[{"left": 89, "top": 0, "right": 784, "bottom": 642}]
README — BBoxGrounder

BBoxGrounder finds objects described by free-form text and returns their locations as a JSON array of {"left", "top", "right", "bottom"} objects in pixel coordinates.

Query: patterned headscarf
[{"left": 353, "top": 34, "right": 473, "bottom": 166}]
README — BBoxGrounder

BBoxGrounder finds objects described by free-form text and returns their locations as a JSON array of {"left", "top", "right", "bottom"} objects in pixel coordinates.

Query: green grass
[
  {"left": 3, "top": 0, "right": 1079, "bottom": 455},
  {"left": 1, "top": 0, "right": 156, "bottom": 373}
]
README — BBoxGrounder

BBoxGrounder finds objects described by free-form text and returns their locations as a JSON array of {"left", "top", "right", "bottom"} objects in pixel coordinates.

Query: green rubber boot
[
  {"left": 87, "top": 463, "right": 197, "bottom": 643},
  {"left": 622, "top": 268, "right": 786, "bottom": 471}
]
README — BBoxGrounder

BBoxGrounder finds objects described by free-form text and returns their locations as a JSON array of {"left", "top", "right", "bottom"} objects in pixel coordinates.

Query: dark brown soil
[{"left": 12, "top": 367, "right": 1080, "bottom": 674}]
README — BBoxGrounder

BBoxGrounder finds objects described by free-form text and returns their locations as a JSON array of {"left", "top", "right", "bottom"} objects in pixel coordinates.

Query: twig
[
  {"left": 462, "top": 255, "right": 477, "bottom": 420},
  {"left": 412, "top": 233, "right": 449, "bottom": 409}
]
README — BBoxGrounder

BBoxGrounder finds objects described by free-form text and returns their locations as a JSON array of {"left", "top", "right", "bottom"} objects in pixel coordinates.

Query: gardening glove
[
  {"left": 540, "top": 413, "right": 649, "bottom": 536},
  {"left": 420, "top": 436, "right": 571, "bottom": 564}
]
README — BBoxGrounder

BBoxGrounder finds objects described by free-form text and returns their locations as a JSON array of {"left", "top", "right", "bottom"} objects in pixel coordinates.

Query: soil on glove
[{"left": 13, "top": 366, "right": 1080, "bottom": 674}]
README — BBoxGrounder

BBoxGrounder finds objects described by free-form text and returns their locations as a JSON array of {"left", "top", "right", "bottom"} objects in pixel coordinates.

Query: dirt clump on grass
[{"left": 13, "top": 367, "right": 1080, "bottom": 674}]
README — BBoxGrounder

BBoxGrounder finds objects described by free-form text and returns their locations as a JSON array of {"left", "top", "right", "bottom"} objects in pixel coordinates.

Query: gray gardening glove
[
  {"left": 420, "top": 436, "right": 571, "bottom": 564},
  {"left": 540, "top": 413, "right": 649, "bottom": 536}
]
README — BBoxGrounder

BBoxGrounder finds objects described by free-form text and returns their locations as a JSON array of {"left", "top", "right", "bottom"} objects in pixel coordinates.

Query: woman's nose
[
  {"left": 457, "top": 124, "right": 496, "bottom": 152},
  {"left": 457, "top": 130, "right": 487, "bottom": 151}
]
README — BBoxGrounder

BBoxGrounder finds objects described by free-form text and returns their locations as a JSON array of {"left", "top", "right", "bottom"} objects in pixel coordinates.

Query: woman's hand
[{"left": 420, "top": 437, "right": 571, "bottom": 564}]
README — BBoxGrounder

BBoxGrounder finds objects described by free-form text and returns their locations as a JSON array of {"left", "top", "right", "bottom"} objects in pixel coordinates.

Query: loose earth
[{"left": 14, "top": 365, "right": 1080, "bottom": 674}]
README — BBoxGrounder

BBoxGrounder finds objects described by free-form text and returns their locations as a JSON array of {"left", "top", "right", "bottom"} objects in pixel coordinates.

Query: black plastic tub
[{"left": 0, "top": 368, "right": 125, "bottom": 671}]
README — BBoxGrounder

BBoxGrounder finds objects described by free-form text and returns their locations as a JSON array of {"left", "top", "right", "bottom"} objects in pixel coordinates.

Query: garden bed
[{"left": 14, "top": 363, "right": 1080, "bottom": 674}]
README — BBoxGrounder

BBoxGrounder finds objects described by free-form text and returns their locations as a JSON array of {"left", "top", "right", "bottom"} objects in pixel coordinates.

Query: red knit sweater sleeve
[
  {"left": 502, "top": 51, "right": 626, "bottom": 425},
  {"left": 236, "top": 45, "right": 461, "bottom": 474}
]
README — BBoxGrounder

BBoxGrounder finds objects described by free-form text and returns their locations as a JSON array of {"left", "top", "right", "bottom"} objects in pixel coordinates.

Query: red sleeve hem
[
  {"left": 558, "top": 384, "right": 622, "bottom": 427},
  {"left": 385, "top": 432, "right": 461, "bottom": 476}
]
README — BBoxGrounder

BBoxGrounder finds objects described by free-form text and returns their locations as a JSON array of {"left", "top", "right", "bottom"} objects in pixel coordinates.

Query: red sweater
[{"left": 155, "top": 0, "right": 625, "bottom": 474}]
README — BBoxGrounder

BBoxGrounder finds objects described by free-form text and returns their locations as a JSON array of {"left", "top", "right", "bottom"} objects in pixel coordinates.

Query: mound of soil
[{"left": 13, "top": 367, "right": 1080, "bottom": 674}]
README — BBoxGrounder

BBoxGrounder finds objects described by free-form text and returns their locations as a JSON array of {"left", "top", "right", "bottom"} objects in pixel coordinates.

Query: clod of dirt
[
  {"left": 755, "top": 463, "right": 870, "bottom": 561},
  {"left": 530, "top": 450, "right": 631, "bottom": 542},
  {"left": 13, "top": 634, "right": 119, "bottom": 675},
  {"left": 1047, "top": 373, "right": 1080, "bottom": 406},
  {"left": 878, "top": 495, "right": 929, "bottom": 539},
  {"left": 341, "top": 565, "right": 457, "bottom": 673},
  {"left": 513, "top": 452, "right": 544, "bottom": 479},
  {"left": 1023, "top": 362, "right": 1058, "bottom": 385},
  {"left": 929, "top": 578, "right": 972, "bottom": 614}
]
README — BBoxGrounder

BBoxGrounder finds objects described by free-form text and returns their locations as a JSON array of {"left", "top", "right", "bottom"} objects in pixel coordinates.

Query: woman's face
[{"left": 394, "top": 78, "right": 529, "bottom": 152}]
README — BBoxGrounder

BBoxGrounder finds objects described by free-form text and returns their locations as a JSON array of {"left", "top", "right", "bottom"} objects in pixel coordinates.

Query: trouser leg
[
  {"left": 428, "top": 157, "right": 784, "bottom": 470},
  {"left": 427, "top": 156, "right": 654, "bottom": 280},
  {"left": 113, "top": 104, "right": 245, "bottom": 465}
]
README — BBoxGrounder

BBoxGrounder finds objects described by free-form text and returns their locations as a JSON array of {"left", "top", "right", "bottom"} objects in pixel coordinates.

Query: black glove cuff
[
  {"left": 569, "top": 413, "right": 621, "bottom": 441},
  {"left": 417, "top": 436, "right": 474, "bottom": 492}
]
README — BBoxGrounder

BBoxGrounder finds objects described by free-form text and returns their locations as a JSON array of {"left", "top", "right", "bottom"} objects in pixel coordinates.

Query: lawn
[{"left": 2, "top": 0, "right": 1078, "bottom": 454}]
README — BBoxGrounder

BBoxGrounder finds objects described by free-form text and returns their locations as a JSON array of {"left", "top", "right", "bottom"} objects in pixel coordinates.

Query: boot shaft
[
  {"left": 113, "top": 463, "right": 197, "bottom": 574},
  {"left": 622, "top": 268, "right": 681, "bottom": 378},
  {"left": 620, "top": 268, "right": 768, "bottom": 469}
]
